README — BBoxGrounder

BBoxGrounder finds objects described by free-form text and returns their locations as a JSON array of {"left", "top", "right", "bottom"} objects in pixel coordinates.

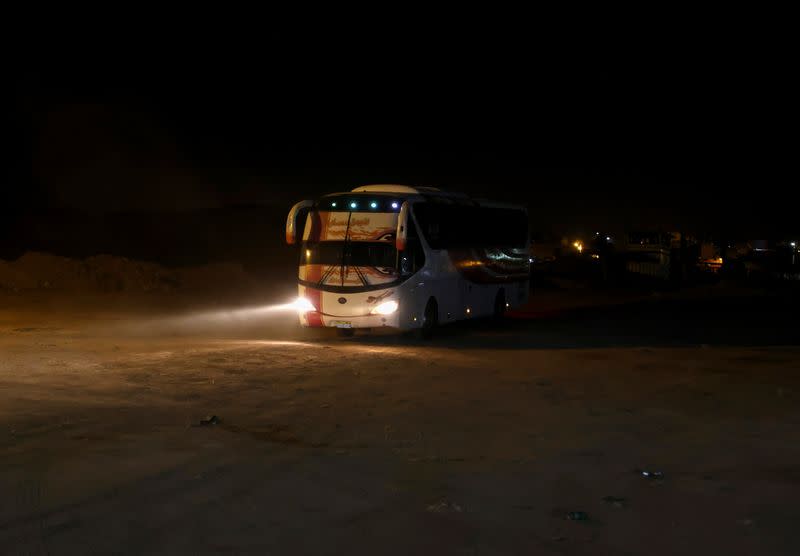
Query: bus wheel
[
  {"left": 336, "top": 328, "right": 355, "bottom": 338},
  {"left": 493, "top": 289, "right": 506, "bottom": 321},
  {"left": 418, "top": 298, "right": 438, "bottom": 340}
]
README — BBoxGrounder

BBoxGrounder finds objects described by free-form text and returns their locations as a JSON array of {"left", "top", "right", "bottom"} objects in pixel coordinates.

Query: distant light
[
  {"left": 528, "top": 258, "right": 533, "bottom": 263},
  {"left": 573, "top": 241, "right": 583, "bottom": 253},
  {"left": 505, "top": 303, "right": 510, "bottom": 307},
  {"left": 606, "top": 236, "right": 611, "bottom": 241},
  {"left": 305, "top": 249, "right": 311, "bottom": 259},
  {"left": 370, "top": 201, "right": 378, "bottom": 209},
  {"left": 331, "top": 201, "right": 337, "bottom": 207},
  {"left": 792, "top": 242, "right": 797, "bottom": 247},
  {"left": 595, "top": 232, "right": 600, "bottom": 235},
  {"left": 466, "top": 308, "right": 471, "bottom": 314},
  {"left": 350, "top": 201, "right": 357, "bottom": 209},
  {"left": 591, "top": 254, "right": 600, "bottom": 259},
  {"left": 391, "top": 202, "right": 399, "bottom": 209}
]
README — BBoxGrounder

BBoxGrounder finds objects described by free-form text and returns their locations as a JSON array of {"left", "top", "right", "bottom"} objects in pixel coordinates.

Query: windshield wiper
[
  {"left": 341, "top": 212, "right": 353, "bottom": 286},
  {"left": 317, "top": 264, "right": 338, "bottom": 287},
  {"left": 352, "top": 264, "right": 369, "bottom": 286}
]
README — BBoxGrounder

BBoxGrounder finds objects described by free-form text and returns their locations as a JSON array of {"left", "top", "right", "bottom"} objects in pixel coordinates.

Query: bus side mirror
[
  {"left": 286, "top": 200, "right": 314, "bottom": 245},
  {"left": 396, "top": 201, "right": 409, "bottom": 251}
]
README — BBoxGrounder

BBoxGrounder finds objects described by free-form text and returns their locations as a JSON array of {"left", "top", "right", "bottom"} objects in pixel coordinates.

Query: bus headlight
[
  {"left": 370, "top": 300, "right": 398, "bottom": 315},
  {"left": 292, "top": 297, "right": 316, "bottom": 313}
]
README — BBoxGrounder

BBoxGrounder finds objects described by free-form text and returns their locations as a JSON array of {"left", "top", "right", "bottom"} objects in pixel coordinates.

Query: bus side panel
[{"left": 428, "top": 249, "right": 463, "bottom": 324}]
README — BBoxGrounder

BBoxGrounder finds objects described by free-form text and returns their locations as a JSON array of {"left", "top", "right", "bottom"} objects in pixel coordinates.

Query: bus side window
[
  {"left": 401, "top": 239, "right": 426, "bottom": 274},
  {"left": 401, "top": 213, "right": 426, "bottom": 274},
  {"left": 414, "top": 204, "right": 440, "bottom": 247}
]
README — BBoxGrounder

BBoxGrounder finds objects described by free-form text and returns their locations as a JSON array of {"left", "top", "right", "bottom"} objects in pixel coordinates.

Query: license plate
[{"left": 331, "top": 321, "right": 352, "bottom": 328}]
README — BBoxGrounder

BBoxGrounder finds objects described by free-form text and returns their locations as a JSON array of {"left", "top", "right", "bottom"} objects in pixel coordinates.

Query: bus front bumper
[{"left": 300, "top": 311, "right": 405, "bottom": 330}]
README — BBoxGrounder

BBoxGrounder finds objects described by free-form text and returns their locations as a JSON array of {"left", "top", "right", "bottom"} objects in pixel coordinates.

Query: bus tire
[
  {"left": 493, "top": 289, "right": 506, "bottom": 321},
  {"left": 418, "top": 298, "right": 438, "bottom": 340}
]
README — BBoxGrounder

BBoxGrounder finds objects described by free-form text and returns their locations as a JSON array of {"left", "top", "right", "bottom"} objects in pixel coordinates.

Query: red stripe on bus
[{"left": 305, "top": 289, "right": 323, "bottom": 327}]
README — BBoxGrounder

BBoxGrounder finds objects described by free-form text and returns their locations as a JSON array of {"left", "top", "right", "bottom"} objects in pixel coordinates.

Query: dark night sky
[{"left": 4, "top": 18, "right": 797, "bottom": 263}]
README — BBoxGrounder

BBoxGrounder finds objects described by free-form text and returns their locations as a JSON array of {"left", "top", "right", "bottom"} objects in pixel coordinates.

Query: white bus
[{"left": 286, "top": 185, "right": 530, "bottom": 337}]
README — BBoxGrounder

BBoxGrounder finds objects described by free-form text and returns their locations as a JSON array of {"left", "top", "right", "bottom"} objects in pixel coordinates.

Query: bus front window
[{"left": 303, "top": 241, "right": 397, "bottom": 269}]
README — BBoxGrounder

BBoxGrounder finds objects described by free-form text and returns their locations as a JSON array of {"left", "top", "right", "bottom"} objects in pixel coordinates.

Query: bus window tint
[
  {"left": 303, "top": 241, "right": 397, "bottom": 268},
  {"left": 413, "top": 203, "right": 528, "bottom": 249},
  {"left": 347, "top": 242, "right": 397, "bottom": 268},
  {"left": 400, "top": 213, "right": 426, "bottom": 275}
]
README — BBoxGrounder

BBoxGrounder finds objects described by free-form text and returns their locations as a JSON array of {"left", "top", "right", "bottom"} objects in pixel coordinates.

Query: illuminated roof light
[
  {"left": 391, "top": 202, "right": 399, "bottom": 209},
  {"left": 350, "top": 201, "right": 357, "bottom": 209},
  {"left": 370, "top": 201, "right": 378, "bottom": 209}
]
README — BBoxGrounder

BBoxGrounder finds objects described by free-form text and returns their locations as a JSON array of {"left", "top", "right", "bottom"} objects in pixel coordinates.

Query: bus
[{"left": 285, "top": 185, "right": 530, "bottom": 337}]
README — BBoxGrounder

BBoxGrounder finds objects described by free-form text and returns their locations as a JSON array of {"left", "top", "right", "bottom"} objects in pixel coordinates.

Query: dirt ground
[{"left": 1, "top": 289, "right": 799, "bottom": 555}]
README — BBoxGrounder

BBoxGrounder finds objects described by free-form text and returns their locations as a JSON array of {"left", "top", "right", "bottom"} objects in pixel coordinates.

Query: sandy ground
[{"left": 1, "top": 289, "right": 799, "bottom": 555}]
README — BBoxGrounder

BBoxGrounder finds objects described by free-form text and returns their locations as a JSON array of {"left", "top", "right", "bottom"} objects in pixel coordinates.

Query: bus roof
[
  {"left": 321, "top": 184, "right": 525, "bottom": 211},
  {"left": 349, "top": 184, "right": 471, "bottom": 201},
  {"left": 350, "top": 184, "right": 434, "bottom": 194}
]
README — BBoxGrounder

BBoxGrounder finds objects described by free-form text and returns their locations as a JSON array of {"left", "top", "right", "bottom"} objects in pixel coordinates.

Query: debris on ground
[
  {"left": 602, "top": 496, "right": 628, "bottom": 508},
  {"left": 635, "top": 468, "right": 664, "bottom": 480},
  {"left": 565, "top": 511, "right": 589, "bottom": 521},
  {"left": 194, "top": 415, "right": 220, "bottom": 427},
  {"left": 426, "top": 500, "right": 463, "bottom": 513}
]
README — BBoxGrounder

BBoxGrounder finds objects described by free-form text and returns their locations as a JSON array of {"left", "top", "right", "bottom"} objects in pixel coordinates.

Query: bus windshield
[
  {"left": 298, "top": 206, "right": 403, "bottom": 288},
  {"left": 303, "top": 241, "right": 397, "bottom": 269}
]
